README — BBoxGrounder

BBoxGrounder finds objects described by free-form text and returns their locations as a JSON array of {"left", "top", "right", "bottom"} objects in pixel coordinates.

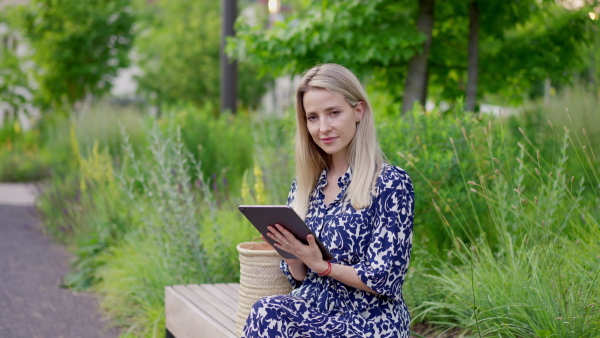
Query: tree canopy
[
  {"left": 12, "top": 0, "right": 134, "bottom": 111},
  {"left": 229, "top": 0, "right": 598, "bottom": 111},
  {"left": 133, "top": 0, "right": 220, "bottom": 109},
  {"left": 133, "top": 0, "right": 271, "bottom": 113}
]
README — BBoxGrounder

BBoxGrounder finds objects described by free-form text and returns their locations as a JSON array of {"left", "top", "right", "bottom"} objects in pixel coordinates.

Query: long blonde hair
[{"left": 292, "top": 63, "right": 383, "bottom": 219}]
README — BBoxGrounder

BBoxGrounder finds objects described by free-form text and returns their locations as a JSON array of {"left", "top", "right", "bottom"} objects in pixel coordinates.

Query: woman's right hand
[{"left": 266, "top": 226, "right": 309, "bottom": 281}]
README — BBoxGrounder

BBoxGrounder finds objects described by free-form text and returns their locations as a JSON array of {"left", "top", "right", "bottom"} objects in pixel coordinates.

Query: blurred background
[{"left": 0, "top": 0, "right": 599, "bottom": 336}]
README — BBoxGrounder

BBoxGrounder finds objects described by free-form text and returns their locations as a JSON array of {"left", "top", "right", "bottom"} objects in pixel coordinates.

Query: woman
[{"left": 243, "top": 63, "right": 414, "bottom": 338}]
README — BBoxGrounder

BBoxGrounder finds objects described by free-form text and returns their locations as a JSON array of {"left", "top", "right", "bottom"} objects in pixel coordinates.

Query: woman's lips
[{"left": 321, "top": 137, "right": 336, "bottom": 144}]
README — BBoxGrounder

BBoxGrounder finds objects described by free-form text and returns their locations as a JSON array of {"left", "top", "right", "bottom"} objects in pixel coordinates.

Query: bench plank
[
  {"left": 226, "top": 283, "right": 240, "bottom": 296},
  {"left": 194, "top": 284, "right": 238, "bottom": 308},
  {"left": 188, "top": 284, "right": 238, "bottom": 321},
  {"left": 165, "top": 285, "right": 236, "bottom": 338},
  {"left": 165, "top": 285, "right": 237, "bottom": 338},
  {"left": 174, "top": 285, "right": 237, "bottom": 332}
]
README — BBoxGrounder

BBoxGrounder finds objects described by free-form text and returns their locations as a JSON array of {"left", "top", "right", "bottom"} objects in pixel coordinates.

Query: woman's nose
[{"left": 320, "top": 119, "right": 331, "bottom": 132}]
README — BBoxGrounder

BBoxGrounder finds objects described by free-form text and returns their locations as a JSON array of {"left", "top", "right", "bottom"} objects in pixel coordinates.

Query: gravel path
[{"left": 0, "top": 184, "right": 119, "bottom": 338}]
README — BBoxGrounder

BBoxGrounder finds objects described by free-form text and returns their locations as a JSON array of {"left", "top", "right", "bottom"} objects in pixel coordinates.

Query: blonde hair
[{"left": 292, "top": 63, "right": 383, "bottom": 219}]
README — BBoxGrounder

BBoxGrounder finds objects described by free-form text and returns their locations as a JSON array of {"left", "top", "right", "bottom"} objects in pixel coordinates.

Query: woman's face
[{"left": 303, "top": 88, "right": 364, "bottom": 159}]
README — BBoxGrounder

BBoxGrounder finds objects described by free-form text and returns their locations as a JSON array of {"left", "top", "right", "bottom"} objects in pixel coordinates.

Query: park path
[{"left": 0, "top": 183, "right": 119, "bottom": 338}]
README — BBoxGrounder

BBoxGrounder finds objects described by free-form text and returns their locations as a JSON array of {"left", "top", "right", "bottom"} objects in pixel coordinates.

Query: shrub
[
  {"left": 407, "top": 116, "right": 600, "bottom": 337},
  {"left": 160, "top": 105, "right": 255, "bottom": 199},
  {"left": 90, "top": 124, "right": 261, "bottom": 335}
]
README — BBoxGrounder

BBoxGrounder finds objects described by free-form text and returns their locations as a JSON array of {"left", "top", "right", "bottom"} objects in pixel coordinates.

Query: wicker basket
[{"left": 236, "top": 241, "right": 292, "bottom": 337}]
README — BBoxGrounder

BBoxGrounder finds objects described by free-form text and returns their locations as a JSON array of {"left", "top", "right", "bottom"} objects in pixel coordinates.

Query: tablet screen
[{"left": 238, "top": 205, "right": 333, "bottom": 261}]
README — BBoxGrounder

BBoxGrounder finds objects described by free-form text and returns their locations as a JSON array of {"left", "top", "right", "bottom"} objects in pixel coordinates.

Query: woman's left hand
[{"left": 267, "top": 224, "right": 329, "bottom": 274}]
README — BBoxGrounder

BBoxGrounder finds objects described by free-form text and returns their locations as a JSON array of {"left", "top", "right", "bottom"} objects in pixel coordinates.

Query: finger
[
  {"left": 267, "top": 226, "right": 291, "bottom": 247},
  {"left": 268, "top": 225, "right": 285, "bottom": 238},
  {"left": 273, "top": 240, "right": 291, "bottom": 252},
  {"left": 267, "top": 233, "right": 285, "bottom": 248},
  {"left": 266, "top": 226, "right": 278, "bottom": 239},
  {"left": 307, "top": 234, "right": 316, "bottom": 245},
  {"left": 275, "top": 224, "right": 296, "bottom": 242},
  {"left": 307, "top": 235, "right": 324, "bottom": 256}
]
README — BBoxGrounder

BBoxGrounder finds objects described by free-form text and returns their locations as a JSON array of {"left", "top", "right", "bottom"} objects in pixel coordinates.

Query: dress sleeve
[
  {"left": 352, "top": 167, "right": 414, "bottom": 299},
  {"left": 280, "top": 179, "right": 302, "bottom": 288}
]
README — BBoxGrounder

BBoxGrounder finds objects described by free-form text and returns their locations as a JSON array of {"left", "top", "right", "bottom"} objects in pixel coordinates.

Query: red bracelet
[{"left": 317, "top": 261, "right": 332, "bottom": 276}]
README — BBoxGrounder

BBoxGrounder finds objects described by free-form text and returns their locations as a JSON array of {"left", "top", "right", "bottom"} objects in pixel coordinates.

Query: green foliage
[
  {"left": 0, "top": 118, "right": 50, "bottom": 182},
  {"left": 29, "top": 86, "right": 600, "bottom": 335},
  {"left": 159, "top": 105, "right": 255, "bottom": 198},
  {"left": 32, "top": 102, "right": 290, "bottom": 334},
  {"left": 71, "top": 101, "right": 147, "bottom": 159},
  {"left": 246, "top": 112, "right": 295, "bottom": 203},
  {"left": 37, "top": 138, "right": 132, "bottom": 289},
  {"left": 133, "top": 0, "right": 220, "bottom": 108},
  {"left": 0, "top": 99, "right": 146, "bottom": 182},
  {"left": 379, "top": 106, "right": 499, "bottom": 255},
  {"left": 0, "top": 39, "right": 31, "bottom": 119},
  {"left": 0, "top": 150, "right": 49, "bottom": 182},
  {"left": 93, "top": 124, "right": 259, "bottom": 335},
  {"left": 587, "top": 18, "right": 600, "bottom": 86},
  {"left": 229, "top": 0, "right": 421, "bottom": 92},
  {"left": 13, "top": 0, "right": 134, "bottom": 110},
  {"left": 230, "top": 0, "right": 595, "bottom": 106},
  {"left": 408, "top": 123, "right": 600, "bottom": 337},
  {"left": 120, "top": 125, "right": 213, "bottom": 282},
  {"left": 133, "top": 0, "right": 270, "bottom": 111},
  {"left": 522, "top": 84, "right": 600, "bottom": 155},
  {"left": 478, "top": 4, "right": 593, "bottom": 102},
  {"left": 94, "top": 230, "right": 174, "bottom": 337}
]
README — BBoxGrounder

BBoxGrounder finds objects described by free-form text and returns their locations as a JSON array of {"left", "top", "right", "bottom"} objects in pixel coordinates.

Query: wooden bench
[{"left": 165, "top": 283, "right": 240, "bottom": 338}]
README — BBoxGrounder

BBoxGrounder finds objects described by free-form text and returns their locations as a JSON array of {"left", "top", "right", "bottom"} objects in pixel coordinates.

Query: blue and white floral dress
[{"left": 243, "top": 163, "right": 414, "bottom": 338}]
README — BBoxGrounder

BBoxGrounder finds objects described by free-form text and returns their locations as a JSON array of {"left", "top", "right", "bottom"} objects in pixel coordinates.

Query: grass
[
  {"left": 403, "top": 102, "right": 600, "bottom": 336},
  {"left": 22, "top": 86, "right": 600, "bottom": 337},
  {"left": 89, "top": 122, "right": 261, "bottom": 335}
]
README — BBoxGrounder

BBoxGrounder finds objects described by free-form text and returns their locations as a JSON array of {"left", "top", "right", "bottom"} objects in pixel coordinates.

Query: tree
[
  {"left": 401, "top": 0, "right": 434, "bottom": 113},
  {"left": 0, "top": 47, "right": 30, "bottom": 121},
  {"left": 430, "top": 0, "right": 593, "bottom": 106},
  {"left": 14, "top": 0, "right": 134, "bottom": 111},
  {"left": 465, "top": 1, "right": 478, "bottom": 112},
  {"left": 134, "top": 0, "right": 220, "bottom": 109},
  {"left": 230, "top": 0, "right": 594, "bottom": 113},
  {"left": 0, "top": 14, "right": 32, "bottom": 122},
  {"left": 134, "top": 0, "right": 270, "bottom": 113},
  {"left": 229, "top": 0, "right": 424, "bottom": 101}
]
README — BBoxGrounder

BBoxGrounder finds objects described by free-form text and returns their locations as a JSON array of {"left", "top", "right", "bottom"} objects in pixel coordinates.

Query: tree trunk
[
  {"left": 465, "top": 0, "right": 479, "bottom": 112},
  {"left": 220, "top": 0, "right": 237, "bottom": 114},
  {"left": 420, "top": 65, "right": 429, "bottom": 109},
  {"left": 401, "top": 0, "right": 434, "bottom": 114}
]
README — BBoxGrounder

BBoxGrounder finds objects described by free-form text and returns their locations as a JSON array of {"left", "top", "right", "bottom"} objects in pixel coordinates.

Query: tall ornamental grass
[
  {"left": 37, "top": 122, "right": 135, "bottom": 289},
  {"left": 92, "top": 123, "right": 260, "bottom": 336},
  {"left": 161, "top": 104, "right": 255, "bottom": 197},
  {"left": 404, "top": 111, "right": 600, "bottom": 337},
  {"left": 34, "top": 102, "right": 268, "bottom": 336},
  {"left": 32, "top": 88, "right": 599, "bottom": 337},
  {"left": 379, "top": 109, "right": 498, "bottom": 257}
]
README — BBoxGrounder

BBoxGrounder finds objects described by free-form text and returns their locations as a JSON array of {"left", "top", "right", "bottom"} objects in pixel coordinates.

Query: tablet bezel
[{"left": 238, "top": 205, "right": 333, "bottom": 261}]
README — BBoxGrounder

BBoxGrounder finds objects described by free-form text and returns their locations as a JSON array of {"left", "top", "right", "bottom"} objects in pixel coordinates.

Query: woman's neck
[{"left": 328, "top": 153, "right": 350, "bottom": 178}]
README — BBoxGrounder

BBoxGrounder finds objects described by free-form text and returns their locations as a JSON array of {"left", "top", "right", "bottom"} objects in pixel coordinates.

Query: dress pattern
[{"left": 243, "top": 163, "right": 414, "bottom": 338}]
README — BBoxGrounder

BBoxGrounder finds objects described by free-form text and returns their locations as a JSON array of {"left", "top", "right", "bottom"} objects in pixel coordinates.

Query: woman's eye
[
  {"left": 331, "top": 110, "right": 340, "bottom": 116},
  {"left": 307, "top": 115, "right": 316, "bottom": 122}
]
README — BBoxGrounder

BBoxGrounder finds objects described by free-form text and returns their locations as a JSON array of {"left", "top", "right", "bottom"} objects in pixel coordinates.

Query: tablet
[{"left": 238, "top": 205, "right": 333, "bottom": 261}]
